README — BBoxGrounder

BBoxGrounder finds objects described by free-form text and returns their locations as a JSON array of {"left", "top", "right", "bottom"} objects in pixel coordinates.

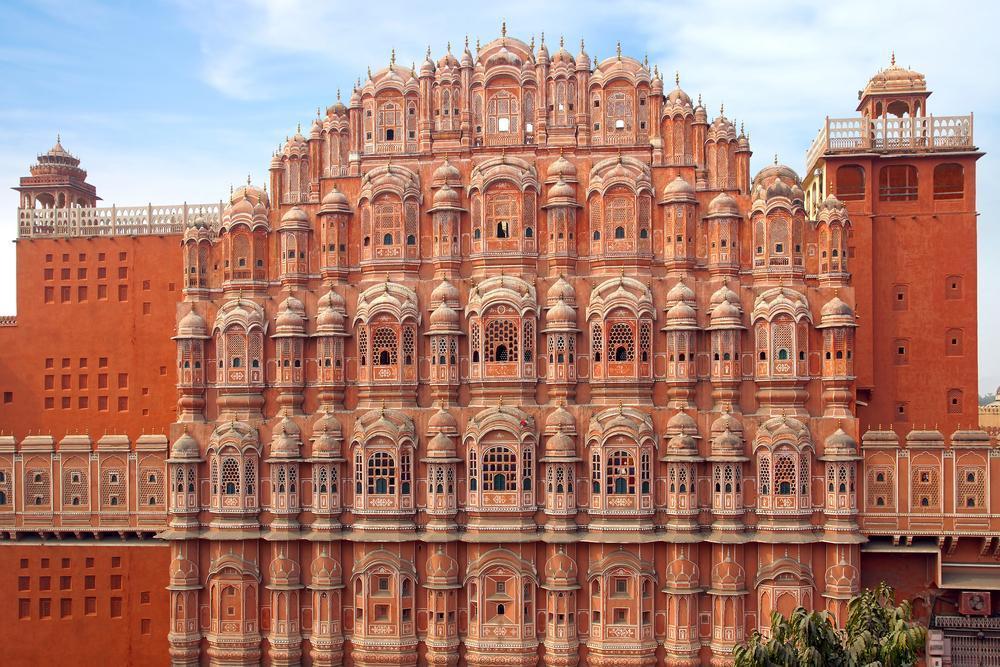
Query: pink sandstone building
[{"left": 0, "top": 30, "right": 990, "bottom": 666}]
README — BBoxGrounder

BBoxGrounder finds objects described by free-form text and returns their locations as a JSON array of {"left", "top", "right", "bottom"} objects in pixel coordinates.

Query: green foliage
[{"left": 733, "top": 583, "right": 926, "bottom": 667}]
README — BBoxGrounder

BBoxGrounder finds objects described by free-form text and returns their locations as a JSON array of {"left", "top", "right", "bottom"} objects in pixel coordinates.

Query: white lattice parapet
[
  {"left": 17, "top": 202, "right": 224, "bottom": 239},
  {"left": 805, "top": 114, "right": 975, "bottom": 172}
]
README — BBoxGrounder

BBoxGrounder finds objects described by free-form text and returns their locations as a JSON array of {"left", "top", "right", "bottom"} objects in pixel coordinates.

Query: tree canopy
[{"left": 733, "top": 583, "right": 926, "bottom": 667}]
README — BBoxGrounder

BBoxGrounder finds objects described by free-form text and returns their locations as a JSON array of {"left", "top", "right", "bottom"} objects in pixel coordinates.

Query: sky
[{"left": 0, "top": 0, "right": 997, "bottom": 390}]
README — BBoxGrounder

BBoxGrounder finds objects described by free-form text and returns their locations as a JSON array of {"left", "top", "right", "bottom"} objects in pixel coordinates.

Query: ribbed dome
[
  {"left": 667, "top": 278, "right": 695, "bottom": 303},
  {"left": 662, "top": 175, "right": 695, "bottom": 199},
  {"left": 667, "top": 411, "right": 699, "bottom": 435},
  {"left": 426, "top": 546, "right": 460, "bottom": 585},
  {"left": 170, "top": 432, "right": 200, "bottom": 459},
  {"left": 546, "top": 275, "right": 575, "bottom": 304},
  {"left": 280, "top": 206, "right": 309, "bottom": 228},
  {"left": 821, "top": 296, "right": 853, "bottom": 319},
  {"left": 429, "top": 302, "right": 460, "bottom": 327},
  {"left": 320, "top": 185, "right": 350, "bottom": 214},
  {"left": 547, "top": 153, "right": 577, "bottom": 181},
  {"left": 547, "top": 297, "right": 577, "bottom": 325},
  {"left": 708, "top": 192, "right": 740, "bottom": 216},
  {"left": 432, "top": 183, "right": 460, "bottom": 208},
  {"left": 547, "top": 177, "right": 576, "bottom": 201},
  {"left": 176, "top": 308, "right": 208, "bottom": 338},
  {"left": 545, "top": 405, "right": 576, "bottom": 432},
  {"left": 544, "top": 548, "right": 578, "bottom": 585},
  {"left": 426, "top": 431, "right": 457, "bottom": 457},
  {"left": 269, "top": 417, "right": 302, "bottom": 458},
  {"left": 431, "top": 279, "right": 460, "bottom": 306},
  {"left": 427, "top": 406, "right": 458, "bottom": 432},
  {"left": 275, "top": 296, "right": 306, "bottom": 333}
]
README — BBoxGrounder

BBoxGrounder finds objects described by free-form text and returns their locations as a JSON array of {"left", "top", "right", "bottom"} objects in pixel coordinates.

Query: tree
[{"left": 733, "top": 583, "right": 926, "bottom": 667}]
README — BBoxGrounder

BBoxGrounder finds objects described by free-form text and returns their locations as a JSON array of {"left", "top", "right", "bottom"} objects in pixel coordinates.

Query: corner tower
[
  {"left": 14, "top": 136, "right": 99, "bottom": 209},
  {"left": 802, "top": 57, "right": 981, "bottom": 434}
]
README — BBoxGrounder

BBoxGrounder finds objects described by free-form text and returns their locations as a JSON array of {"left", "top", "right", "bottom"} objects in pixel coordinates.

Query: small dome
[
  {"left": 269, "top": 553, "right": 301, "bottom": 585},
  {"left": 545, "top": 432, "right": 576, "bottom": 456},
  {"left": 432, "top": 158, "right": 461, "bottom": 185},
  {"left": 316, "top": 289, "right": 346, "bottom": 331},
  {"left": 429, "top": 302, "right": 460, "bottom": 328},
  {"left": 710, "top": 409, "right": 743, "bottom": 435},
  {"left": 708, "top": 192, "right": 740, "bottom": 216},
  {"left": 663, "top": 175, "right": 695, "bottom": 199},
  {"left": 310, "top": 552, "right": 342, "bottom": 586},
  {"left": 280, "top": 206, "right": 309, "bottom": 228},
  {"left": 426, "top": 431, "right": 457, "bottom": 457},
  {"left": 270, "top": 417, "right": 302, "bottom": 458},
  {"left": 666, "top": 554, "right": 699, "bottom": 588},
  {"left": 666, "top": 433, "right": 698, "bottom": 453},
  {"left": 710, "top": 283, "right": 740, "bottom": 307},
  {"left": 824, "top": 428, "right": 857, "bottom": 455},
  {"left": 170, "top": 432, "right": 200, "bottom": 459},
  {"left": 766, "top": 177, "right": 794, "bottom": 201},
  {"left": 431, "top": 279, "right": 460, "bottom": 306},
  {"left": 667, "top": 84, "right": 692, "bottom": 107},
  {"left": 710, "top": 297, "right": 742, "bottom": 327},
  {"left": 546, "top": 275, "right": 575, "bottom": 304},
  {"left": 176, "top": 308, "right": 208, "bottom": 338},
  {"left": 666, "top": 300, "right": 697, "bottom": 324},
  {"left": 545, "top": 405, "right": 576, "bottom": 432},
  {"left": 428, "top": 406, "right": 458, "bottom": 432},
  {"left": 547, "top": 177, "right": 576, "bottom": 201},
  {"left": 547, "top": 297, "right": 577, "bottom": 325},
  {"left": 712, "top": 428, "right": 743, "bottom": 453},
  {"left": 667, "top": 278, "right": 695, "bottom": 304},
  {"left": 275, "top": 296, "right": 306, "bottom": 333},
  {"left": 544, "top": 548, "right": 578, "bottom": 585},
  {"left": 432, "top": 183, "right": 460, "bottom": 207},
  {"left": 320, "top": 186, "right": 350, "bottom": 213},
  {"left": 310, "top": 411, "right": 343, "bottom": 458},
  {"left": 547, "top": 153, "right": 577, "bottom": 181},
  {"left": 426, "top": 546, "right": 460, "bottom": 585},
  {"left": 667, "top": 411, "right": 699, "bottom": 435},
  {"left": 821, "top": 296, "right": 853, "bottom": 319}
]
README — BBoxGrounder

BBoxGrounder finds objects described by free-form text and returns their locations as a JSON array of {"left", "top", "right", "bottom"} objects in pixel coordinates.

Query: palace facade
[{"left": 0, "top": 31, "right": 989, "bottom": 666}]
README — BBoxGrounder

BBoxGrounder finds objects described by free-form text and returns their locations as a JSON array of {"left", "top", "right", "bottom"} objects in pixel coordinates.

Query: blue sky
[{"left": 1, "top": 0, "right": 997, "bottom": 391}]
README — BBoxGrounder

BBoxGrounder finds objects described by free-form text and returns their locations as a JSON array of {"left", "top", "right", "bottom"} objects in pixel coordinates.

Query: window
[
  {"left": 878, "top": 165, "right": 918, "bottom": 201},
  {"left": 482, "top": 447, "right": 516, "bottom": 492},
  {"left": 835, "top": 165, "right": 865, "bottom": 201},
  {"left": 893, "top": 284, "right": 909, "bottom": 311},
  {"left": 947, "top": 389, "right": 963, "bottom": 414},
  {"left": 933, "top": 163, "right": 964, "bottom": 200},
  {"left": 946, "top": 329, "right": 964, "bottom": 356},
  {"left": 894, "top": 339, "right": 909, "bottom": 365},
  {"left": 946, "top": 275, "right": 963, "bottom": 300},
  {"left": 367, "top": 452, "right": 396, "bottom": 495},
  {"left": 606, "top": 451, "right": 635, "bottom": 495}
]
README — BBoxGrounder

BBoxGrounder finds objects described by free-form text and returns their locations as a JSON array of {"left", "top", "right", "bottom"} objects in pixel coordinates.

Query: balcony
[
  {"left": 805, "top": 114, "right": 974, "bottom": 172},
  {"left": 17, "top": 202, "right": 223, "bottom": 239}
]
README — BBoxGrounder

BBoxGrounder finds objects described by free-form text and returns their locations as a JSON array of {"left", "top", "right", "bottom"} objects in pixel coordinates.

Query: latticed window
[
  {"left": 374, "top": 197, "right": 401, "bottom": 247},
  {"left": 355, "top": 452, "right": 363, "bottom": 494},
  {"left": 957, "top": 466, "right": 986, "bottom": 509},
  {"left": 139, "top": 467, "right": 164, "bottom": 506},
  {"left": 772, "top": 320, "right": 794, "bottom": 366},
  {"left": 639, "top": 322, "right": 652, "bottom": 362},
  {"left": 102, "top": 467, "right": 126, "bottom": 507},
  {"left": 608, "top": 322, "right": 635, "bottom": 362},
  {"left": 606, "top": 195, "right": 635, "bottom": 244},
  {"left": 866, "top": 466, "right": 894, "bottom": 509},
  {"left": 469, "top": 449, "right": 479, "bottom": 491},
  {"left": 367, "top": 452, "right": 396, "bottom": 495},
  {"left": 377, "top": 101, "right": 402, "bottom": 142},
  {"left": 485, "top": 318, "right": 519, "bottom": 363},
  {"left": 605, "top": 91, "right": 633, "bottom": 132},
  {"left": 523, "top": 319, "right": 534, "bottom": 362},
  {"left": 592, "top": 323, "right": 603, "bottom": 362},
  {"left": 0, "top": 468, "right": 11, "bottom": 506},
  {"left": 372, "top": 327, "right": 398, "bottom": 366},
  {"left": 606, "top": 451, "right": 636, "bottom": 495},
  {"left": 62, "top": 468, "right": 89, "bottom": 507},
  {"left": 482, "top": 447, "right": 517, "bottom": 492},
  {"left": 358, "top": 328, "right": 368, "bottom": 366},
  {"left": 591, "top": 452, "right": 602, "bottom": 493},
  {"left": 26, "top": 468, "right": 50, "bottom": 507},
  {"left": 773, "top": 454, "right": 795, "bottom": 496},
  {"left": 244, "top": 457, "right": 256, "bottom": 495},
  {"left": 402, "top": 327, "right": 415, "bottom": 365},
  {"left": 222, "top": 458, "right": 239, "bottom": 495},
  {"left": 910, "top": 466, "right": 939, "bottom": 511},
  {"left": 316, "top": 466, "right": 329, "bottom": 494},
  {"left": 758, "top": 456, "right": 771, "bottom": 495},
  {"left": 487, "top": 91, "right": 519, "bottom": 134},
  {"left": 640, "top": 453, "right": 651, "bottom": 493},
  {"left": 522, "top": 448, "right": 532, "bottom": 491},
  {"left": 799, "top": 455, "right": 810, "bottom": 497},
  {"left": 486, "top": 190, "right": 518, "bottom": 239},
  {"left": 400, "top": 451, "right": 411, "bottom": 495}
]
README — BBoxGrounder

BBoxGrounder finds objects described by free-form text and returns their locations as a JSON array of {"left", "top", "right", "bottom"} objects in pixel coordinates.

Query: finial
[
  {"left": 675, "top": 70, "right": 680, "bottom": 86},
  {"left": 476, "top": 37, "right": 481, "bottom": 52},
  {"left": 580, "top": 38, "right": 585, "bottom": 52},
  {"left": 246, "top": 173, "right": 251, "bottom": 185},
  {"left": 653, "top": 64, "right": 659, "bottom": 78},
  {"left": 529, "top": 35, "right": 534, "bottom": 50},
  {"left": 390, "top": 48, "right": 396, "bottom": 66},
  {"left": 890, "top": 50, "right": 896, "bottom": 66},
  {"left": 426, "top": 45, "right": 432, "bottom": 59},
  {"left": 296, "top": 122, "right": 301, "bottom": 133},
  {"left": 616, "top": 41, "right": 622, "bottom": 60},
  {"left": 337, "top": 88, "right": 341, "bottom": 101},
  {"left": 697, "top": 93, "right": 702, "bottom": 106},
  {"left": 618, "top": 401, "right": 624, "bottom": 415},
  {"left": 501, "top": 19, "right": 506, "bottom": 38},
  {"left": 643, "top": 53, "right": 648, "bottom": 69},
  {"left": 719, "top": 103, "right": 724, "bottom": 116},
  {"left": 380, "top": 399, "right": 386, "bottom": 416},
  {"left": 541, "top": 31, "right": 546, "bottom": 46},
  {"left": 316, "top": 106, "right": 321, "bottom": 118},
  {"left": 774, "top": 153, "right": 778, "bottom": 165},
  {"left": 465, "top": 34, "right": 469, "bottom": 49},
  {"left": 56, "top": 132, "right": 61, "bottom": 143},
  {"left": 740, "top": 121, "right": 745, "bottom": 134},
  {"left": 367, "top": 66, "right": 372, "bottom": 80}
]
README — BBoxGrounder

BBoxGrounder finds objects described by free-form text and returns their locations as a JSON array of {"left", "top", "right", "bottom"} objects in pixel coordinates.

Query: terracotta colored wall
[
  {"left": 0, "top": 542, "right": 170, "bottom": 666},
  {"left": 0, "top": 236, "right": 181, "bottom": 440}
]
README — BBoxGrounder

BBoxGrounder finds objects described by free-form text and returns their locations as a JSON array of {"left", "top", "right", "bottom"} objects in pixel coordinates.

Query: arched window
[
  {"left": 487, "top": 91, "right": 519, "bottom": 135},
  {"left": 482, "top": 447, "right": 516, "bottom": 492},
  {"left": 606, "top": 451, "right": 636, "bottom": 495},
  {"left": 878, "top": 165, "right": 918, "bottom": 201},
  {"left": 933, "top": 163, "right": 964, "bottom": 200},
  {"left": 835, "top": 165, "right": 866, "bottom": 201},
  {"left": 485, "top": 319, "right": 519, "bottom": 363},
  {"left": 371, "top": 327, "right": 398, "bottom": 366},
  {"left": 377, "top": 101, "right": 402, "bottom": 143},
  {"left": 367, "top": 452, "right": 396, "bottom": 495},
  {"left": 222, "top": 458, "right": 239, "bottom": 495},
  {"left": 486, "top": 188, "right": 518, "bottom": 239}
]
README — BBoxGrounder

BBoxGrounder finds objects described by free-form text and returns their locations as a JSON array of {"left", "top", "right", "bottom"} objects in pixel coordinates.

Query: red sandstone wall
[
  {"left": 0, "top": 543, "right": 170, "bottom": 666},
  {"left": 0, "top": 236, "right": 181, "bottom": 440}
]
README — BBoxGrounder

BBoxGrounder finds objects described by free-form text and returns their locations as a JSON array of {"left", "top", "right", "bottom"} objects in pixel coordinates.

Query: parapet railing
[
  {"left": 805, "top": 114, "right": 974, "bottom": 173},
  {"left": 17, "top": 202, "right": 223, "bottom": 239}
]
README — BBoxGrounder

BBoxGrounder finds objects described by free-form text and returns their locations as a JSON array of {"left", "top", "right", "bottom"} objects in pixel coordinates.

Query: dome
[
  {"left": 310, "top": 410, "right": 343, "bottom": 458},
  {"left": 863, "top": 55, "right": 926, "bottom": 95},
  {"left": 823, "top": 428, "right": 857, "bottom": 457},
  {"left": 665, "top": 554, "right": 699, "bottom": 588},
  {"left": 752, "top": 163, "right": 802, "bottom": 190},
  {"left": 666, "top": 433, "right": 698, "bottom": 453},
  {"left": 545, "top": 432, "right": 576, "bottom": 457},
  {"left": 269, "top": 553, "right": 301, "bottom": 585},
  {"left": 432, "top": 158, "right": 461, "bottom": 186},
  {"left": 712, "top": 428, "right": 743, "bottom": 454},
  {"left": 275, "top": 296, "right": 306, "bottom": 333},
  {"left": 426, "top": 431, "right": 457, "bottom": 458},
  {"left": 667, "top": 278, "right": 695, "bottom": 303},
  {"left": 544, "top": 548, "right": 578, "bottom": 586},
  {"left": 175, "top": 308, "right": 208, "bottom": 339},
  {"left": 663, "top": 175, "right": 695, "bottom": 200},
  {"left": 766, "top": 176, "right": 794, "bottom": 201},
  {"left": 818, "top": 296, "right": 856, "bottom": 329},
  {"left": 547, "top": 297, "right": 577, "bottom": 325},
  {"left": 426, "top": 546, "right": 460, "bottom": 586},
  {"left": 310, "top": 552, "right": 343, "bottom": 587},
  {"left": 710, "top": 283, "right": 740, "bottom": 307},
  {"left": 429, "top": 302, "right": 460, "bottom": 328},
  {"left": 708, "top": 192, "right": 740, "bottom": 217},
  {"left": 545, "top": 404, "right": 576, "bottom": 433},
  {"left": 486, "top": 45, "right": 522, "bottom": 68},
  {"left": 320, "top": 185, "right": 350, "bottom": 214},
  {"left": 547, "top": 177, "right": 576, "bottom": 202},
  {"left": 667, "top": 411, "right": 699, "bottom": 435},
  {"left": 316, "top": 289, "right": 347, "bottom": 331},
  {"left": 710, "top": 409, "right": 743, "bottom": 435},
  {"left": 432, "top": 183, "right": 460, "bottom": 208},
  {"left": 709, "top": 297, "right": 743, "bottom": 328},
  {"left": 269, "top": 417, "right": 302, "bottom": 459},
  {"left": 280, "top": 206, "right": 309, "bottom": 229},
  {"left": 427, "top": 406, "right": 458, "bottom": 433},
  {"left": 711, "top": 557, "right": 744, "bottom": 589},
  {"left": 169, "top": 432, "right": 200, "bottom": 460},
  {"left": 665, "top": 299, "right": 697, "bottom": 326},
  {"left": 547, "top": 153, "right": 577, "bottom": 183},
  {"left": 546, "top": 275, "right": 575, "bottom": 305},
  {"left": 431, "top": 279, "right": 460, "bottom": 307}
]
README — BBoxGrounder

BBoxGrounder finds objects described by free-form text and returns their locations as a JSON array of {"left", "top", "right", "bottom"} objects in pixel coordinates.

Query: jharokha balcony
[{"left": 805, "top": 113, "right": 975, "bottom": 172}]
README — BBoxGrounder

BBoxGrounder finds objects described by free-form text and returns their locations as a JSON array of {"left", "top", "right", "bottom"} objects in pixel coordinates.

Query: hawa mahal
[{"left": 0, "top": 29, "right": 990, "bottom": 666}]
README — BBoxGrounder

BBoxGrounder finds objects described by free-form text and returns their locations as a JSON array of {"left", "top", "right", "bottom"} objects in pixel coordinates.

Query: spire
[
  {"left": 643, "top": 53, "right": 648, "bottom": 69},
  {"left": 501, "top": 19, "right": 507, "bottom": 38},
  {"left": 336, "top": 88, "right": 341, "bottom": 102},
  {"left": 774, "top": 153, "right": 778, "bottom": 165},
  {"left": 719, "top": 103, "right": 724, "bottom": 116},
  {"left": 890, "top": 49, "right": 896, "bottom": 66},
  {"left": 616, "top": 41, "right": 622, "bottom": 60},
  {"left": 675, "top": 70, "right": 680, "bottom": 86},
  {"left": 426, "top": 45, "right": 431, "bottom": 59},
  {"left": 390, "top": 48, "right": 396, "bottom": 66},
  {"left": 529, "top": 34, "right": 534, "bottom": 50}
]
